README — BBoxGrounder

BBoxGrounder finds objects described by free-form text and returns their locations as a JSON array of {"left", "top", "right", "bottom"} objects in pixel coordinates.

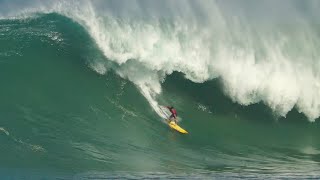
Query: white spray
[{"left": 1, "top": 0, "right": 320, "bottom": 121}]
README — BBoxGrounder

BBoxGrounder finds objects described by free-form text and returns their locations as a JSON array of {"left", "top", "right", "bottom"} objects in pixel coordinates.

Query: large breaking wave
[{"left": 1, "top": 0, "right": 320, "bottom": 121}]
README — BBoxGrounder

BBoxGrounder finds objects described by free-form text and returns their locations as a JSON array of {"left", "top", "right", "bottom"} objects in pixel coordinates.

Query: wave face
[{"left": 1, "top": 0, "right": 320, "bottom": 178}]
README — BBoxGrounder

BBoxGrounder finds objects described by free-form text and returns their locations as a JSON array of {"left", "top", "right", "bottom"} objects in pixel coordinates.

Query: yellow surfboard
[{"left": 167, "top": 120, "right": 188, "bottom": 134}]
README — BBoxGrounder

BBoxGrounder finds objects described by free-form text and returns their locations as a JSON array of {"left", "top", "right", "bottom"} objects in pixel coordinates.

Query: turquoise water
[{"left": 1, "top": 1, "right": 320, "bottom": 179}]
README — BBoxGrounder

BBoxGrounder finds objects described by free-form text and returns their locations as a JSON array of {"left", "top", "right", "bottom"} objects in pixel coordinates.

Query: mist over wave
[{"left": 1, "top": 0, "right": 320, "bottom": 121}]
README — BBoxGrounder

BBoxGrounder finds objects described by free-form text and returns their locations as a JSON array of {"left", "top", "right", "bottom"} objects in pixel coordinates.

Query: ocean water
[{"left": 1, "top": 0, "right": 320, "bottom": 179}]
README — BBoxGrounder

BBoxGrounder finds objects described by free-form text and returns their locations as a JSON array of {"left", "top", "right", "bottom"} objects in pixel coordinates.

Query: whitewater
[
  {"left": 1, "top": 0, "right": 320, "bottom": 120},
  {"left": 1, "top": 0, "right": 320, "bottom": 179}
]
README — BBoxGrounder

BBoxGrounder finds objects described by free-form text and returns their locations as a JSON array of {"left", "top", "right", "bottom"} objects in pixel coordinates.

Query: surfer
[
  {"left": 165, "top": 106, "right": 178, "bottom": 123},
  {"left": 160, "top": 105, "right": 188, "bottom": 134}
]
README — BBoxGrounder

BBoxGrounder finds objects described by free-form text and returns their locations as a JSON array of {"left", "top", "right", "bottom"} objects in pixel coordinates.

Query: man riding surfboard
[
  {"left": 161, "top": 105, "right": 188, "bottom": 134},
  {"left": 165, "top": 106, "right": 178, "bottom": 123}
]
